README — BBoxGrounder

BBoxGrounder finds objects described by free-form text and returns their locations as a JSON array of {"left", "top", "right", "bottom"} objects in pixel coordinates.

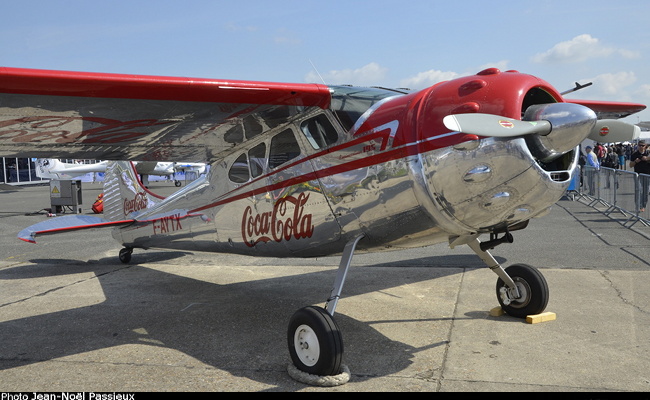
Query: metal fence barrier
[{"left": 572, "top": 165, "right": 650, "bottom": 232}]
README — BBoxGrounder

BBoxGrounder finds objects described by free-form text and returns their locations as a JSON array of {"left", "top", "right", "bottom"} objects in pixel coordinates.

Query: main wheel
[
  {"left": 496, "top": 264, "right": 549, "bottom": 318},
  {"left": 288, "top": 306, "right": 343, "bottom": 376}
]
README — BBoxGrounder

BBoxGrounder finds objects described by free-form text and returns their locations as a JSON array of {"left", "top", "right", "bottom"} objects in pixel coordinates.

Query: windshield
[{"left": 328, "top": 86, "right": 408, "bottom": 131}]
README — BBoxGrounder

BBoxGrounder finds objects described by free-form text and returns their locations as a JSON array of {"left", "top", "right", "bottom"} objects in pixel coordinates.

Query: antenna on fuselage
[
  {"left": 309, "top": 59, "right": 327, "bottom": 85},
  {"left": 560, "top": 81, "right": 593, "bottom": 96}
]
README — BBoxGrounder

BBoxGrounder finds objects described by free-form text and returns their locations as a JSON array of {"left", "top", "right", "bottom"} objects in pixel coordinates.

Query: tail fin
[
  {"left": 35, "top": 159, "right": 62, "bottom": 180},
  {"left": 102, "top": 161, "right": 164, "bottom": 221}
]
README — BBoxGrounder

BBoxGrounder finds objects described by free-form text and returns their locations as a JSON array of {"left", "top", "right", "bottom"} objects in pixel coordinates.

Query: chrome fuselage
[{"left": 112, "top": 74, "right": 579, "bottom": 257}]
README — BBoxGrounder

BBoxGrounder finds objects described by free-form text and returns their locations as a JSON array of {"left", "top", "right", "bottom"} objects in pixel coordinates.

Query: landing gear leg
[
  {"left": 287, "top": 234, "right": 364, "bottom": 378},
  {"left": 118, "top": 247, "right": 133, "bottom": 264},
  {"left": 468, "top": 238, "right": 549, "bottom": 318}
]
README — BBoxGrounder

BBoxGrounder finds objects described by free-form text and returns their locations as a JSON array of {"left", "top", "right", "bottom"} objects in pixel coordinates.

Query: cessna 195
[
  {"left": 36, "top": 158, "right": 206, "bottom": 186},
  {"left": 0, "top": 66, "right": 645, "bottom": 378}
]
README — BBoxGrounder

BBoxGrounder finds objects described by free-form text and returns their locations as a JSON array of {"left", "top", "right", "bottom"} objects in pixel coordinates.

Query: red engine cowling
[{"left": 417, "top": 68, "right": 563, "bottom": 142}]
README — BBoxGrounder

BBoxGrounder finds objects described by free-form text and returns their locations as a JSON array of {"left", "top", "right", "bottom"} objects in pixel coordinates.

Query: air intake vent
[{"left": 550, "top": 172, "right": 570, "bottom": 182}]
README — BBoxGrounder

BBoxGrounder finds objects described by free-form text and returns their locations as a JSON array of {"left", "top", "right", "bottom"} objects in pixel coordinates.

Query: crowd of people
[
  {"left": 583, "top": 142, "right": 637, "bottom": 170},
  {"left": 581, "top": 140, "right": 650, "bottom": 212},
  {"left": 582, "top": 141, "right": 650, "bottom": 172}
]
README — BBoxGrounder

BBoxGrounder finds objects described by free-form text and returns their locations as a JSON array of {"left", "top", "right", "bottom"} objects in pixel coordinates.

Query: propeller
[
  {"left": 444, "top": 109, "right": 641, "bottom": 143},
  {"left": 444, "top": 103, "right": 641, "bottom": 162},
  {"left": 444, "top": 103, "right": 596, "bottom": 162},
  {"left": 587, "top": 119, "right": 640, "bottom": 143},
  {"left": 443, "top": 114, "right": 551, "bottom": 138}
]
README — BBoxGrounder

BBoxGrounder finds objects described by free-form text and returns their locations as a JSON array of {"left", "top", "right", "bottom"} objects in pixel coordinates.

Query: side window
[
  {"left": 269, "top": 129, "right": 301, "bottom": 169},
  {"left": 248, "top": 143, "right": 266, "bottom": 178},
  {"left": 300, "top": 114, "right": 339, "bottom": 149},
  {"left": 228, "top": 153, "right": 249, "bottom": 183}
]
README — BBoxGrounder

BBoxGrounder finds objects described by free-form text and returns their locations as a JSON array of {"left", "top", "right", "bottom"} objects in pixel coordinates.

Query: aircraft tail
[
  {"left": 102, "top": 161, "right": 164, "bottom": 221},
  {"left": 17, "top": 161, "right": 165, "bottom": 243},
  {"left": 35, "top": 159, "right": 68, "bottom": 180}
]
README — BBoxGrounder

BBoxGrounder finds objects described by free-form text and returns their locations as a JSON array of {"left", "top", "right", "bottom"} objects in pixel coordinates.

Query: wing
[
  {"left": 0, "top": 67, "right": 331, "bottom": 162},
  {"left": 565, "top": 99, "right": 646, "bottom": 119}
]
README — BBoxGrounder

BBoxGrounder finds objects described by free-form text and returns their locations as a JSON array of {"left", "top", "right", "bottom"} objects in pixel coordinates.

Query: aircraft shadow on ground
[{"left": 0, "top": 252, "right": 499, "bottom": 389}]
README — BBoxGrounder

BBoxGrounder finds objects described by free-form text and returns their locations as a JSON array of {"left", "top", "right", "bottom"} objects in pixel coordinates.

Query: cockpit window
[
  {"left": 229, "top": 129, "right": 300, "bottom": 182},
  {"left": 248, "top": 143, "right": 266, "bottom": 178},
  {"left": 269, "top": 128, "right": 301, "bottom": 169},
  {"left": 329, "top": 86, "right": 407, "bottom": 131},
  {"left": 228, "top": 153, "right": 250, "bottom": 183},
  {"left": 300, "top": 114, "right": 338, "bottom": 149}
]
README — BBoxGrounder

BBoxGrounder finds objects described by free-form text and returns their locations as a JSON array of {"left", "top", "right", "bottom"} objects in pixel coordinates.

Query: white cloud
[
  {"left": 531, "top": 34, "right": 640, "bottom": 64},
  {"left": 574, "top": 72, "right": 649, "bottom": 119},
  {"left": 399, "top": 69, "right": 460, "bottom": 90},
  {"left": 273, "top": 28, "right": 301, "bottom": 45},
  {"left": 304, "top": 62, "right": 388, "bottom": 86},
  {"left": 475, "top": 60, "right": 510, "bottom": 73},
  {"left": 591, "top": 71, "right": 637, "bottom": 96},
  {"left": 397, "top": 62, "right": 510, "bottom": 90},
  {"left": 634, "top": 84, "right": 650, "bottom": 99}
]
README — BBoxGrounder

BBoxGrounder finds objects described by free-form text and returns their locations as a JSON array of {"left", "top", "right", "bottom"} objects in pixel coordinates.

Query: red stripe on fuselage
[{"left": 189, "top": 131, "right": 476, "bottom": 214}]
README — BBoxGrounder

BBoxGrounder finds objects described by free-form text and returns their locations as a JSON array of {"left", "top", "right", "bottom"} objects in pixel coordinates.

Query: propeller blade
[
  {"left": 587, "top": 119, "right": 640, "bottom": 143},
  {"left": 443, "top": 113, "right": 552, "bottom": 137}
]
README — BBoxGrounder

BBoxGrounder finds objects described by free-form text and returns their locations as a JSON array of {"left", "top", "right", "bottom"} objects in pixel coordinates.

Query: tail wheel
[
  {"left": 288, "top": 306, "right": 343, "bottom": 376},
  {"left": 496, "top": 264, "right": 549, "bottom": 318},
  {"left": 118, "top": 247, "right": 133, "bottom": 264}
]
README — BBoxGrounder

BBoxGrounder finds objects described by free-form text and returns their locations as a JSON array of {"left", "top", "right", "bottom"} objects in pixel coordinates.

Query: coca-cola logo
[
  {"left": 241, "top": 193, "right": 314, "bottom": 247},
  {"left": 124, "top": 192, "right": 148, "bottom": 215}
]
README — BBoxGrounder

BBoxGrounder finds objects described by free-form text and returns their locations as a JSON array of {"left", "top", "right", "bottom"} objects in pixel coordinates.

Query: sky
[{"left": 1, "top": 0, "right": 649, "bottom": 124}]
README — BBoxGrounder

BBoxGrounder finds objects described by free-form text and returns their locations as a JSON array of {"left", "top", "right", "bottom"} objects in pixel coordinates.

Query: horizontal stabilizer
[
  {"left": 587, "top": 119, "right": 641, "bottom": 143},
  {"left": 18, "top": 215, "right": 134, "bottom": 243}
]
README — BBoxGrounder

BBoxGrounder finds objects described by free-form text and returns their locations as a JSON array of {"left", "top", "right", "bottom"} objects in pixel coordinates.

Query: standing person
[
  {"left": 602, "top": 147, "right": 618, "bottom": 168},
  {"left": 585, "top": 146, "right": 599, "bottom": 195},
  {"left": 585, "top": 146, "right": 599, "bottom": 168},
  {"left": 630, "top": 140, "right": 650, "bottom": 212},
  {"left": 595, "top": 143, "right": 606, "bottom": 164},
  {"left": 616, "top": 143, "right": 625, "bottom": 170}
]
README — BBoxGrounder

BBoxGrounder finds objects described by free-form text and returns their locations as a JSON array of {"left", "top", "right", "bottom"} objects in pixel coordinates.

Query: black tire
[
  {"left": 287, "top": 306, "right": 343, "bottom": 376},
  {"left": 496, "top": 264, "right": 549, "bottom": 318},
  {"left": 118, "top": 248, "right": 132, "bottom": 264}
]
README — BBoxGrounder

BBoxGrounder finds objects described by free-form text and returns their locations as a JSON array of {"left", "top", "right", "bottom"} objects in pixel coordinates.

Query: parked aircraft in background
[
  {"left": 35, "top": 158, "right": 107, "bottom": 180},
  {"left": 0, "top": 66, "right": 644, "bottom": 378},
  {"left": 36, "top": 158, "right": 206, "bottom": 186}
]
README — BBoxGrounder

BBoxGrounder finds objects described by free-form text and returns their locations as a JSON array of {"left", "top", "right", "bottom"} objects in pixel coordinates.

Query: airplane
[
  {"left": 0, "top": 66, "right": 645, "bottom": 379},
  {"left": 35, "top": 158, "right": 206, "bottom": 186},
  {"left": 130, "top": 161, "right": 207, "bottom": 187},
  {"left": 35, "top": 158, "right": 108, "bottom": 180}
]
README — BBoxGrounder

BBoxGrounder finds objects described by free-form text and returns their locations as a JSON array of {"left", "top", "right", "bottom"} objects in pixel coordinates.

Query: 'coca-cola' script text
[
  {"left": 241, "top": 193, "right": 314, "bottom": 247},
  {"left": 124, "top": 192, "right": 148, "bottom": 215}
]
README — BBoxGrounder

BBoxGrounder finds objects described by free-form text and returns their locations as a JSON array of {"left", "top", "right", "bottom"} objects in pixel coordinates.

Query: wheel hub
[
  {"left": 294, "top": 324, "right": 320, "bottom": 367},
  {"left": 499, "top": 278, "right": 530, "bottom": 308}
]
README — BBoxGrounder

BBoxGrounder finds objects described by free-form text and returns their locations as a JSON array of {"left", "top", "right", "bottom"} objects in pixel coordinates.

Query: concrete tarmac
[{"left": 1, "top": 182, "right": 649, "bottom": 392}]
